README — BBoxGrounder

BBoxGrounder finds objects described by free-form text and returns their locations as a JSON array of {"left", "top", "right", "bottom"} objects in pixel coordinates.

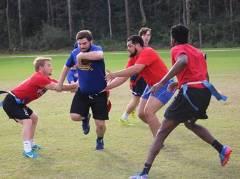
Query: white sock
[
  {"left": 30, "top": 139, "right": 35, "bottom": 147},
  {"left": 23, "top": 140, "right": 32, "bottom": 153},
  {"left": 121, "top": 112, "right": 129, "bottom": 120}
]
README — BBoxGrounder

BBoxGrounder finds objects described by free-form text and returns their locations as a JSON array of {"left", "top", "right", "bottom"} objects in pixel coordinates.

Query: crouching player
[{"left": 1, "top": 57, "right": 77, "bottom": 159}]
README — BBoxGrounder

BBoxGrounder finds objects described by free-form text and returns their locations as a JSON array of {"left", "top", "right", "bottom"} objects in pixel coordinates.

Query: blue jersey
[{"left": 65, "top": 44, "right": 106, "bottom": 95}]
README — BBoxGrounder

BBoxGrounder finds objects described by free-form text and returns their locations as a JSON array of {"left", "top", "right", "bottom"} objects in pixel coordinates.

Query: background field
[{"left": 0, "top": 48, "right": 239, "bottom": 179}]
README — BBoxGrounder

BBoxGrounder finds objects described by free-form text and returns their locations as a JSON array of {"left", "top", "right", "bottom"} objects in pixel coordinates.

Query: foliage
[
  {"left": 24, "top": 24, "right": 71, "bottom": 50},
  {"left": 0, "top": 0, "right": 240, "bottom": 51}
]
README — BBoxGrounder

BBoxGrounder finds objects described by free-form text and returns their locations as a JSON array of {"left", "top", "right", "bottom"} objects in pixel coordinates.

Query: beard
[{"left": 129, "top": 48, "right": 137, "bottom": 57}]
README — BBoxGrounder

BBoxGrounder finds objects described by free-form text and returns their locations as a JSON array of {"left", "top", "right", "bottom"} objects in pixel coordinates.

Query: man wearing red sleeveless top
[
  {"left": 129, "top": 24, "right": 232, "bottom": 179},
  {"left": 105, "top": 35, "right": 174, "bottom": 137},
  {"left": 2, "top": 57, "right": 77, "bottom": 159}
]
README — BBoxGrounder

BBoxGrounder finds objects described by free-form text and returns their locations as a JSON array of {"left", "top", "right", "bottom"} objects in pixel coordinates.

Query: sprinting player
[
  {"left": 1, "top": 57, "right": 77, "bottom": 159},
  {"left": 105, "top": 35, "right": 174, "bottom": 136},
  {"left": 130, "top": 24, "right": 232, "bottom": 179},
  {"left": 57, "top": 30, "right": 109, "bottom": 150},
  {"left": 120, "top": 27, "right": 151, "bottom": 125}
]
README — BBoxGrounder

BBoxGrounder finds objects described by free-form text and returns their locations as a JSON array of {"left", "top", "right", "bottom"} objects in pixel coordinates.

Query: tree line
[{"left": 0, "top": 0, "right": 240, "bottom": 51}]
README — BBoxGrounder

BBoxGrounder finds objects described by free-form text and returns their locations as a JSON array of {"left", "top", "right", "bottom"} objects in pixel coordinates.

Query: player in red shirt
[
  {"left": 105, "top": 35, "right": 174, "bottom": 136},
  {"left": 1, "top": 57, "right": 77, "bottom": 159},
  {"left": 120, "top": 27, "right": 150, "bottom": 125},
  {"left": 130, "top": 24, "right": 232, "bottom": 179}
]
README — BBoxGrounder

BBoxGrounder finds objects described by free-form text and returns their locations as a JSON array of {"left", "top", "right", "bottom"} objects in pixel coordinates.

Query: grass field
[{"left": 0, "top": 48, "right": 239, "bottom": 179}]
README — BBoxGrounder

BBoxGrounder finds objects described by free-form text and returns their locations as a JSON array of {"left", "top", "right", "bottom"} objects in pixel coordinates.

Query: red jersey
[
  {"left": 126, "top": 47, "right": 168, "bottom": 86},
  {"left": 11, "top": 72, "right": 57, "bottom": 104},
  {"left": 171, "top": 44, "right": 208, "bottom": 88}
]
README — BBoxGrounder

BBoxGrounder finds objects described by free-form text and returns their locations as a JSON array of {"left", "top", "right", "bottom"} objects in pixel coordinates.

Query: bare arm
[
  {"left": 105, "top": 64, "right": 145, "bottom": 81},
  {"left": 151, "top": 54, "right": 187, "bottom": 92},
  {"left": 160, "top": 54, "right": 187, "bottom": 85},
  {"left": 77, "top": 51, "right": 103, "bottom": 61},
  {"left": 45, "top": 82, "right": 78, "bottom": 91},
  {"left": 57, "top": 65, "right": 70, "bottom": 90},
  {"left": 105, "top": 77, "right": 128, "bottom": 91}
]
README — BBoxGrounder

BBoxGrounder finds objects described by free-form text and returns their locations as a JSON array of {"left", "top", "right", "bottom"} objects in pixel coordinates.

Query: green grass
[{"left": 0, "top": 48, "right": 240, "bottom": 178}]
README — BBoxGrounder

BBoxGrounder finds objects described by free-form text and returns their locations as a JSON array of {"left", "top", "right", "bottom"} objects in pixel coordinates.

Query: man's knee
[
  {"left": 138, "top": 111, "right": 145, "bottom": 120},
  {"left": 184, "top": 120, "right": 195, "bottom": 130},
  {"left": 70, "top": 113, "right": 81, "bottom": 121},
  {"left": 96, "top": 121, "right": 106, "bottom": 130},
  {"left": 30, "top": 114, "right": 38, "bottom": 124}
]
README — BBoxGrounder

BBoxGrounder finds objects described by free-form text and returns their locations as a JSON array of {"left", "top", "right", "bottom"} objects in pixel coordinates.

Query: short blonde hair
[{"left": 33, "top": 57, "right": 52, "bottom": 72}]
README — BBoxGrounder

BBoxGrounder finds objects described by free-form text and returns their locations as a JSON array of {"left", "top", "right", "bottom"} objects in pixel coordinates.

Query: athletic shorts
[
  {"left": 164, "top": 87, "right": 211, "bottom": 122},
  {"left": 142, "top": 80, "right": 174, "bottom": 105},
  {"left": 2, "top": 94, "right": 33, "bottom": 120},
  {"left": 131, "top": 77, "right": 147, "bottom": 97},
  {"left": 70, "top": 90, "right": 109, "bottom": 120}
]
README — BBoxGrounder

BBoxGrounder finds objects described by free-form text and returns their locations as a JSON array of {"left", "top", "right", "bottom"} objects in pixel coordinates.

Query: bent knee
[
  {"left": 184, "top": 121, "right": 195, "bottom": 130},
  {"left": 138, "top": 111, "right": 145, "bottom": 120},
  {"left": 70, "top": 113, "right": 81, "bottom": 121}
]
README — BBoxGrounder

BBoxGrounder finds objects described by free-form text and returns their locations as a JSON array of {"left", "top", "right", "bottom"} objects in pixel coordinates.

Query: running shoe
[
  {"left": 96, "top": 138, "right": 104, "bottom": 150},
  {"left": 82, "top": 113, "right": 91, "bottom": 135},
  {"left": 23, "top": 150, "right": 38, "bottom": 159},
  {"left": 219, "top": 145, "right": 232, "bottom": 166}
]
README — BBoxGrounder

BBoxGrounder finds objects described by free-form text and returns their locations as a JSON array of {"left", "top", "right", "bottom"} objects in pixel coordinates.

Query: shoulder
[
  {"left": 171, "top": 44, "right": 186, "bottom": 55},
  {"left": 141, "top": 47, "right": 157, "bottom": 57},
  {"left": 32, "top": 72, "right": 51, "bottom": 83},
  {"left": 71, "top": 48, "right": 80, "bottom": 56}
]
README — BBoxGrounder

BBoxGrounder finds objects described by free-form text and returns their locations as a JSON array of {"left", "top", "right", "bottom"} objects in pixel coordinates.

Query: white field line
[{"left": 0, "top": 48, "right": 240, "bottom": 59}]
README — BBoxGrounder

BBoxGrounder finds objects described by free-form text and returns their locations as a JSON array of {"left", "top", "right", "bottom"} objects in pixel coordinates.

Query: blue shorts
[{"left": 142, "top": 80, "right": 174, "bottom": 105}]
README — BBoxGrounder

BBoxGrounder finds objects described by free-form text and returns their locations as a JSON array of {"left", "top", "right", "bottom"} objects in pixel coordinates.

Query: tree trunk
[
  {"left": 107, "top": 0, "right": 112, "bottom": 39},
  {"left": 186, "top": 0, "right": 191, "bottom": 27},
  {"left": 186, "top": 0, "right": 191, "bottom": 42},
  {"left": 208, "top": 0, "right": 212, "bottom": 20},
  {"left": 46, "top": 0, "right": 51, "bottom": 24},
  {"left": 229, "top": 0, "right": 235, "bottom": 41},
  {"left": 139, "top": 0, "right": 147, "bottom": 26},
  {"left": 18, "top": 0, "right": 23, "bottom": 48},
  {"left": 198, "top": 23, "right": 202, "bottom": 48},
  {"left": 124, "top": 0, "right": 130, "bottom": 38},
  {"left": 182, "top": 0, "right": 186, "bottom": 25},
  {"left": 67, "top": 0, "right": 73, "bottom": 39},
  {"left": 50, "top": 0, "right": 54, "bottom": 26},
  {"left": 6, "top": 0, "right": 11, "bottom": 50},
  {"left": 224, "top": 0, "right": 228, "bottom": 17}
]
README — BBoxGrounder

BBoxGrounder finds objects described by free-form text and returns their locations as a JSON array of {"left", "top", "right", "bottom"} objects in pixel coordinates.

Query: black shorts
[
  {"left": 131, "top": 77, "right": 147, "bottom": 97},
  {"left": 164, "top": 88, "right": 211, "bottom": 122},
  {"left": 2, "top": 94, "right": 33, "bottom": 120},
  {"left": 70, "top": 90, "right": 109, "bottom": 120}
]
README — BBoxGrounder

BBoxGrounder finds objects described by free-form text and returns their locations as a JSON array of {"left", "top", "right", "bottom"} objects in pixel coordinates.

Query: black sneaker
[
  {"left": 96, "top": 138, "right": 104, "bottom": 150},
  {"left": 82, "top": 113, "right": 91, "bottom": 135}
]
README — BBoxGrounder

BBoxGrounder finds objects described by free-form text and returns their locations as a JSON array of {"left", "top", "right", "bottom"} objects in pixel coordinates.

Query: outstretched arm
[
  {"left": 105, "top": 77, "right": 128, "bottom": 91},
  {"left": 105, "top": 64, "right": 145, "bottom": 81},
  {"left": 56, "top": 65, "right": 70, "bottom": 90},
  {"left": 151, "top": 54, "right": 187, "bottom": 92},
  {"left": 45, "top": 82, "right": 78, "bottom": 92}
]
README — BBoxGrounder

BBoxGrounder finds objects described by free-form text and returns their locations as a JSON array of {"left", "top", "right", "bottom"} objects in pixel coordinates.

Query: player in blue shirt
[{"left": 57, "top": 30, "right": 109, "bottom": 150}]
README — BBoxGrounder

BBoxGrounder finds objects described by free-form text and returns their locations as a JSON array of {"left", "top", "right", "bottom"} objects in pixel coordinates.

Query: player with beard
[
  {"left": 120, "top": 27, "right": 151, "bottom": 125},
  {"left": 105, "top": 35, "right": 174, "bottom": 137},
  {"left": 57, "top": 30, "right": 109, "bottom": 150}
]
